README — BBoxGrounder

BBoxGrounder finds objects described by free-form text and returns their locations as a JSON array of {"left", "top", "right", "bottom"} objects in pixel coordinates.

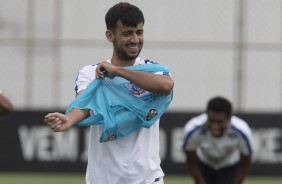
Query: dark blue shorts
[{"left": 199, "top": 160, "right": 239, "bottom": 184}]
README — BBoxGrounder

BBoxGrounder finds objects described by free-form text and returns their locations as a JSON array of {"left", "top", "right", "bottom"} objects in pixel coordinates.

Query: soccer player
[
  {"left": 44, "top": 2, "right": 174, "bottom": 184},
  {"left": 182, "top": 97, "right": 253, "bottom": 184},
  {"left": 0, "top": 90, "right": 13, "bottom": 115}
]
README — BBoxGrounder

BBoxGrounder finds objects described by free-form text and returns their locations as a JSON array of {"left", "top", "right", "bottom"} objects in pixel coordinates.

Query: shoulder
[
  {"left": 184, "top": 113, "right": 207, "bottom": 135},
  {"left": 230, "top": 115, "right": 253, "bottom": 139},
  {"left": 137, "top": 58, "right": 171, "bottom": 76},
  {"left": 230, "top": 116, "right": 252, "bottom": 133},
  {"left": 79, "top": 64, "right": 99, "bottom": 74},
  {"left": 182, "top": 113, "right": 207, "bottom": 151},
  {"left": 75, "top": 64, "right": 99, "bottom": 93},
  {"left": 229, "top": 115, "right": 254, "bottom": 154},
  {"left": 77, "top": 64, "right": 100, "bottom": 80},
  {"left": 80, "top": 60, "right": 111, "bottom": 73},
  {"left": 137, "top": 58, "right": 160, "bottom": 65}
]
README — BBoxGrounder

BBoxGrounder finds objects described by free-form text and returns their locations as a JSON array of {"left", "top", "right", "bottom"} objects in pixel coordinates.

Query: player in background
[
  {"left": 182, "top": 96, "right": 253, "bottom": 184},
  {"left": 0, "top": 90, "right": 13, "bottom": 115},
  {"left": 44, "top": 2, "right": 174, "bottom": 184}
]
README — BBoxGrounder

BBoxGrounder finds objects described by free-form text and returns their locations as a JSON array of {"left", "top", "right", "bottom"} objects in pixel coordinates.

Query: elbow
[{"left": 161, "top": 80, "right": 174, "bottom": 95}]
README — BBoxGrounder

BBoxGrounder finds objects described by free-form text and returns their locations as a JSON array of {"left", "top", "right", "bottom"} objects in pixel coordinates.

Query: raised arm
[{"left": 96, "top": 61, "right": 174, "bottom": 95}]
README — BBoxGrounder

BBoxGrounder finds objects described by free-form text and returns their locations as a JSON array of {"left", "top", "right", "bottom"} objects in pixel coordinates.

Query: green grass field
[{"left": 0, "top": 173, "right": 282, "bottom": 184}]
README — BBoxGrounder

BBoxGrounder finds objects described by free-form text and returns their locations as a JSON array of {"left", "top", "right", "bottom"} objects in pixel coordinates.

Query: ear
[{"left": 105, "top": 30, "right": 113, "bottom": 42}]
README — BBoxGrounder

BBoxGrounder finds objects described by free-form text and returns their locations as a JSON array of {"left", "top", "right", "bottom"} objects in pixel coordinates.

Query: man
[
  {"left": 182, "top": 97, "right": 253, "bottom": 184},
  {"left": 0, "top": 90, "right": 13, "bottom": 115},
  {"left": 44, "top": 2, "right": 174, "bottom": 184}
]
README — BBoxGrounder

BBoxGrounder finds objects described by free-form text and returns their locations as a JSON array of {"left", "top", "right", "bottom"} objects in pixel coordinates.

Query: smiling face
[
  {"left": 106, "top": 20, "right": 144, "bottom": 63},
  {"left": 206, "top": 111, "right": 230, "bottom": 138}
]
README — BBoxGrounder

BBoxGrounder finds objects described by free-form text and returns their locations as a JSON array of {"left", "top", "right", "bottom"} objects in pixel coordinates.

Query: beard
[{"left": 113, "top": 41, "right": 142, "bottom": 61}]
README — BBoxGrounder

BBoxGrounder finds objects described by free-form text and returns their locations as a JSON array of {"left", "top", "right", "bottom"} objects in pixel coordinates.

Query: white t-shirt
[
  {"left": 75, "top": 58, "right": 169, "bottom": 184},
  {"left": 182, "top": 113, "right": 253, "bottom": 170}
]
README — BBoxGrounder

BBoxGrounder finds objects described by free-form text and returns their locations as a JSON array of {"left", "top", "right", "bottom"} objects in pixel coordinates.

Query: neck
[{"left": 110, "top": 56, "right": 136, "bottom": 67}]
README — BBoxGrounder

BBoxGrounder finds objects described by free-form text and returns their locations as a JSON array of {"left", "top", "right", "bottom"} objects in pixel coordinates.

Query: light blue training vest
[{"left": 66, "top": 63, "right": 173, "bottom": 142}]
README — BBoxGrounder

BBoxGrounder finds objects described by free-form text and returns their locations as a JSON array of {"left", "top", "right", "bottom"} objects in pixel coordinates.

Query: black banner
[{"left": 0, "top": 111, "right": 282, "bottom": 175}]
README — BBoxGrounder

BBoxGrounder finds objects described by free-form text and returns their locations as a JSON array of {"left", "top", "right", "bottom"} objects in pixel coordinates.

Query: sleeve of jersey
[
  {"left": 140, "top": 59, "right": 171, "bottom": 76},
  {"left": 239, "top": 127, "right": 254, "bottom": 156},
  {"left": 232, "top": 122, "right": 254, "bottom": 156},
  {"left": 75, "top": 65, "right": 97, "bottom": 94},
  {"left": 182, "top": 121, "right": 200, "bottom": 152},
  {"left": 154, "top": 71, "right": 171, "bottom": 76}
]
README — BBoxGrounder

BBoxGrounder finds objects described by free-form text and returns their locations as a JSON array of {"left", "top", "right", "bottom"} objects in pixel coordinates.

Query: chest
[{"left": 198, "top": 133, "right": 240, "bottom": 156}]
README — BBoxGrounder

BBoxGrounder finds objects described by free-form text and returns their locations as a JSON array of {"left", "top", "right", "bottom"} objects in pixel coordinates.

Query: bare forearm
[
  {"left": 232, "top": 170, "right": 248, "bottom": 184},
  {"left": 66, "top": 108, "right": 90, "bottom": 126},
  {"left": 186, "top": 151, "right": 206, "bottom": 184},
  {"left": 0, "top": 95, "right": 13, "bottom": 114},
  {"left": 189, "top": 165, "right": 206, "bottom": 184},
  {"left": 232, "top": 165, "right": 250, "bottom": 184},
  {"left": 232, "top": 155, "right": 251, "bottom": 184},
  {"left": 115, "top": 67, "right": 174, "bottom": 95}
]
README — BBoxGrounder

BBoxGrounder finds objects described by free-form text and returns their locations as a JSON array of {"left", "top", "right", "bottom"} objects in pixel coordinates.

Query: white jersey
[
  {"left": 75, "top": 58, "right": 169, "bottom": 184},
  {"left": 182, "top": 113, "right": 253, "bottom": 170}
]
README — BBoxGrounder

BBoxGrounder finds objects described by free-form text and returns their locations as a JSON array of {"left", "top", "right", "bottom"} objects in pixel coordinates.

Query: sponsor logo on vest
[
  {"left": 146, "top": 109, "right": 158, "bottom": 121},
  {"left": 104, "top": 134, "right": 117, "bottom": 142}
]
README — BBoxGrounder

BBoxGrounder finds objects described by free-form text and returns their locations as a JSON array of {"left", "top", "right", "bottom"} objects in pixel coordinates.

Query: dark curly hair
[
  {"left": 105, "top": 2, "right": 145, "bottom": 31},
  {"left": 206, "top": 96, "right": 233, "bottom": 117}
]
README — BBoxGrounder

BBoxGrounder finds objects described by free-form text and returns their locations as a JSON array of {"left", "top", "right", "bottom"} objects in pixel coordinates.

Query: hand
[
  {"left": 44, "top": 112, "right": 73, "bottom": 132},
  {"left": 96, "top": 61, "right": 119, "bottom": 79}
]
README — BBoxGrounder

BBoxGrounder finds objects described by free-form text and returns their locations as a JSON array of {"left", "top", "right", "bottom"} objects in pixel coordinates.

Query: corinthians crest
[{"left": 129, "top": 82, "right": 146, "bottom": 95}]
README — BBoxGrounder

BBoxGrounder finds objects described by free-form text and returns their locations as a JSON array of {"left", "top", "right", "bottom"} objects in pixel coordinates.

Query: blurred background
[
  {"left": 1, "top": 0, "right": 281, "bottom": 112},
  {"left": 0, "top": 0, "right": 282, "bottom": 183}
]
